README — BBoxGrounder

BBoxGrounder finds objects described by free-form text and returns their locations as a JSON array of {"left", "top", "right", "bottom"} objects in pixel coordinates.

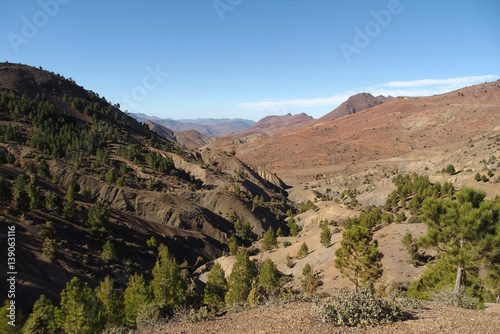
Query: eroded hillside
[{"left": 0, "top": 63, "right": 292, "bottom": 309}]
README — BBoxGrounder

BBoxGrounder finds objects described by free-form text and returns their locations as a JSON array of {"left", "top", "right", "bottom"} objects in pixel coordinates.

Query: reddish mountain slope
[
  {"left": 214, "top": 81, "right": 500, "bottom": 183},
  {"left": 316, "top": 93, "right": 391, "bottom": 123},
  {"left": 212, "top": 113, "right": 315, "bottom": 149}
]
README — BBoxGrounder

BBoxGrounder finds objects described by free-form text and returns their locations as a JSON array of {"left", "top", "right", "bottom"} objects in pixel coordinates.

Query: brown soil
[
  {"left": 161, "top": 301, "right": 500, "bottom": 334},
  {"left": 210, "top": 81, "right": 500, "bottom": 186}
]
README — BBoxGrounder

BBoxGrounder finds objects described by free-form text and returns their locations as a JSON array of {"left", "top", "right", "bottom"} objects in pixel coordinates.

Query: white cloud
[
  {"left": 238, "top": 92, "right": 355, "bottom": 111},
  {"left": 382, "top": 75, "right": 499, "bottom": 88},
  {"left": 238, "top": 75, "right": 499, "bottom": 111}
]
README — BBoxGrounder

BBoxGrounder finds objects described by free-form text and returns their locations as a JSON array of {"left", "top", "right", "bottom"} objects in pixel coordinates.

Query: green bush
[
  {"left": 317, "top": 288, "right": 412, "bottom": 327},
  {"left": 101, "top": 241, "right": 118, "bottom": 263},
  {"left": 296, "top": 242, "right": 309, "bottom": 259}
]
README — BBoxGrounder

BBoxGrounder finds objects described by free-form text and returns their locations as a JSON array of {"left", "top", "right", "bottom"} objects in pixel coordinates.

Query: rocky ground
[{"left": 153, "top": 301, "right": 500, "bottom": 334}]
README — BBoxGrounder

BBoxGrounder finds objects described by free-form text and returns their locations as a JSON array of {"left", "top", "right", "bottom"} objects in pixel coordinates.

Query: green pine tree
[
  {"left": 203, "top": 262, "right": 228, "bottom": 309},
  {"left": 262, "top": 227, "right": 278, "bottom": 251},
  {"left": 123, "top": 273, "right": 152, "bottom": 329},
  {"left": 95, "top": 276, "right": 124, "bottom": 328},
  {"left": 320, "top": 222, "right": 332, "bottom": 247},
  {"left": 12, "top": 174, "right": 30, "bottom": 213},
  {"left": 228, "top": 235, "right": 238, "bottom": 256},
  {"left": 101, "top": 241, "right": 118, "bottom": 263},
  {"left": 151, "top": 244, "right": 187, "bottom": 308},
  {"left": 419, "top": 187, "right": 498, "bottom": 294},
  {"left": 335, "top": 224, "right": 383, "bottom": 292},
  {"left": 23, "top": 295, "right": 56, "bottom": 334},
  {"left": 55, "top": 277, "right": 104, "bottom": 334},
  {"left": 0, "top": 299, "right": 25, "bottom": 333},
  {"left": 258, "top": 258, "right": 279, "bottom": 288},
  {"left": 86, "top": 200, "right": 110, "bottom": 238},
  {"left": 225, "top": 248, "right": 257, "bottom": 305},
  {"left": 296, "top": 242, "right": 309, "bottom": 259}
]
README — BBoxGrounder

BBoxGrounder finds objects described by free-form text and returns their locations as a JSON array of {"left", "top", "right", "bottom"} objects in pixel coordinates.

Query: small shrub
[
  {"left": 431, "top": 289, "right": 480, "bottom": 309},
  {"left": 101, "top": 241, "right": 118, "bottom": 263},
  {"left": 397, "top": 296, "right": 423, "bottom": 309},
  {"left": 296, "top": 242, "right": 309, "bottom": 259},
  {"left": 406, "top": 216, "right": 421, "bottom": 224},
  {"left": 184, "top": 306, "right": 215, "bottom": 323},
  {"left": 146, "top": 236, "right": 158, "bottom": 252},
  {"left": 283, "top": 241, "right": 292, "bottom": 248},
  {"left": 317, "top": 288, "right": 412, "bottom": 327}
]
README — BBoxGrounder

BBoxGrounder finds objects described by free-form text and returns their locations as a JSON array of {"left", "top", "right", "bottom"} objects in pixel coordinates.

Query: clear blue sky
[{"left": 1, "top": 0, "right": 499, "bottom": 121}]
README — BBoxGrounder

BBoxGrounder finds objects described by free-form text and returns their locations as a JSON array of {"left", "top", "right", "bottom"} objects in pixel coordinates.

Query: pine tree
[
  {"left": 420, "top": 187, "right": 498, "bottom": 294},
  {"left": 335, "top": 224, "right": 383, "bottom": 292},
  {"left": 258, "top": 258, "right": 279, "bottom": 288},
  {"left": 55, "top": 277, "right": 104, "bottom": 334},
  {"left": 0, "top": 299, "right": 25, "bottom": 333},
  {"left": 23, "top": 295, "right": 56, "bottom": 334},
  {"left": 228, "top": 235, "right": 238, "bottom": 256},
  {"left": 262, "top": 227, "right": 278, "bottom": 251},
  {"left": 123, "top": 273, "right": 152, "bottom": 329},
  {"left": 95, "top": 276, "right": 124, "bottom": 328},
  {"left": 225, "top": 248, "right": 257, "bottom": 305},
  {"left": 12, "top": 174, "right": 30, "bottom": 213},
  {"left": 101, "top": 241, "right": 118, "bottom": 263},
  {"left": 204, "top": 262, "right": 228, "bottom": 309},
  {"left": 151, "top": 243, "right": 187, "bottom": 308},
  {"left": 320, "top": 222, "right": 332, "bottom": 247},
  {"left": 296, "top": 242, "right": 309, "bottom": 259},
  {"left": 86, "top": 200, "right": 110, "bottom": 238},
  {"left": 301, "top": 263, "right": 322, "bottom": 295}
]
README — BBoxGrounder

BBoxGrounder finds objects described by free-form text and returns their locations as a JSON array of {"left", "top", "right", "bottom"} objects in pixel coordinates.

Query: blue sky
[{"left": 1, "top": 0, "right": 499, "bottom": 121}]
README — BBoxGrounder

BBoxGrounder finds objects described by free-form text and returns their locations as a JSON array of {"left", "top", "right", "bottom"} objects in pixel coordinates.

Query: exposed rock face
[{"left": 252, "top": 166, "right": 289, "bottom": 190}]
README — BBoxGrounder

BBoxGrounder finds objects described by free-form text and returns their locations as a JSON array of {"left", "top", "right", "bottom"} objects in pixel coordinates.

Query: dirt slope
[
  {"left": 211, "top": 81, "right": 500, "bottom": 185},
  {"left": 161, "top": 301, "right": 500, "bottom": 334}
]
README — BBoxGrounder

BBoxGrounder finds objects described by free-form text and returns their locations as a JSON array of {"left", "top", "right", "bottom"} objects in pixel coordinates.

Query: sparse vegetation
[
  {"left": 296, "top": 242, "right": 309, "bottom": 259},
  {"left": 262, "top": 227, "right": 278, "bottom": 251},
  {"left": 317, "top": 287, "right": 412, "bottom": 327}
]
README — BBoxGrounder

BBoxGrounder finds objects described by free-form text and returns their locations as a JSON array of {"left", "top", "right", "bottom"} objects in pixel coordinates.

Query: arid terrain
[
  {"left": 1, "top": 63, "right": 499, "bottom": 333},
  {"left": 162, "top": 301, "right": 500, "bottom": 334}
]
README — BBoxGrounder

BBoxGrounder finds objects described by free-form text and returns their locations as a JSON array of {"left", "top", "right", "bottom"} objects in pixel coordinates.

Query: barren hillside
[{"left": 210, "top": 81, "right": 500, "bottom": 185}]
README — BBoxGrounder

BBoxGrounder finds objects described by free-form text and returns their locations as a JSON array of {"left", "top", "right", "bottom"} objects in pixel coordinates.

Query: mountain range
[
  {"left": 131, "top": 113, "right": 255, "bottom": 136},
  {"left": 1, "top": 62, "right": 499, "bottom": 327}
]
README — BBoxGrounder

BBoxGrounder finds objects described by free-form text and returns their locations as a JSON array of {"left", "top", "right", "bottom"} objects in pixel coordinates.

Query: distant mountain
[
  {"left": 210, "top": 82, "right": 500, "bottom": 184},
  {"left": 223, "top": 113, "right": 315, "bottom": 138},
  {"left": 315, "top": 93, "right": 392, "bottom": 124},
  {"left": 131, "top": 113, "right": 255, "bottom": 136},
  {"left": 145, "top": 120, "right": 213, "bottom": 148}
]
